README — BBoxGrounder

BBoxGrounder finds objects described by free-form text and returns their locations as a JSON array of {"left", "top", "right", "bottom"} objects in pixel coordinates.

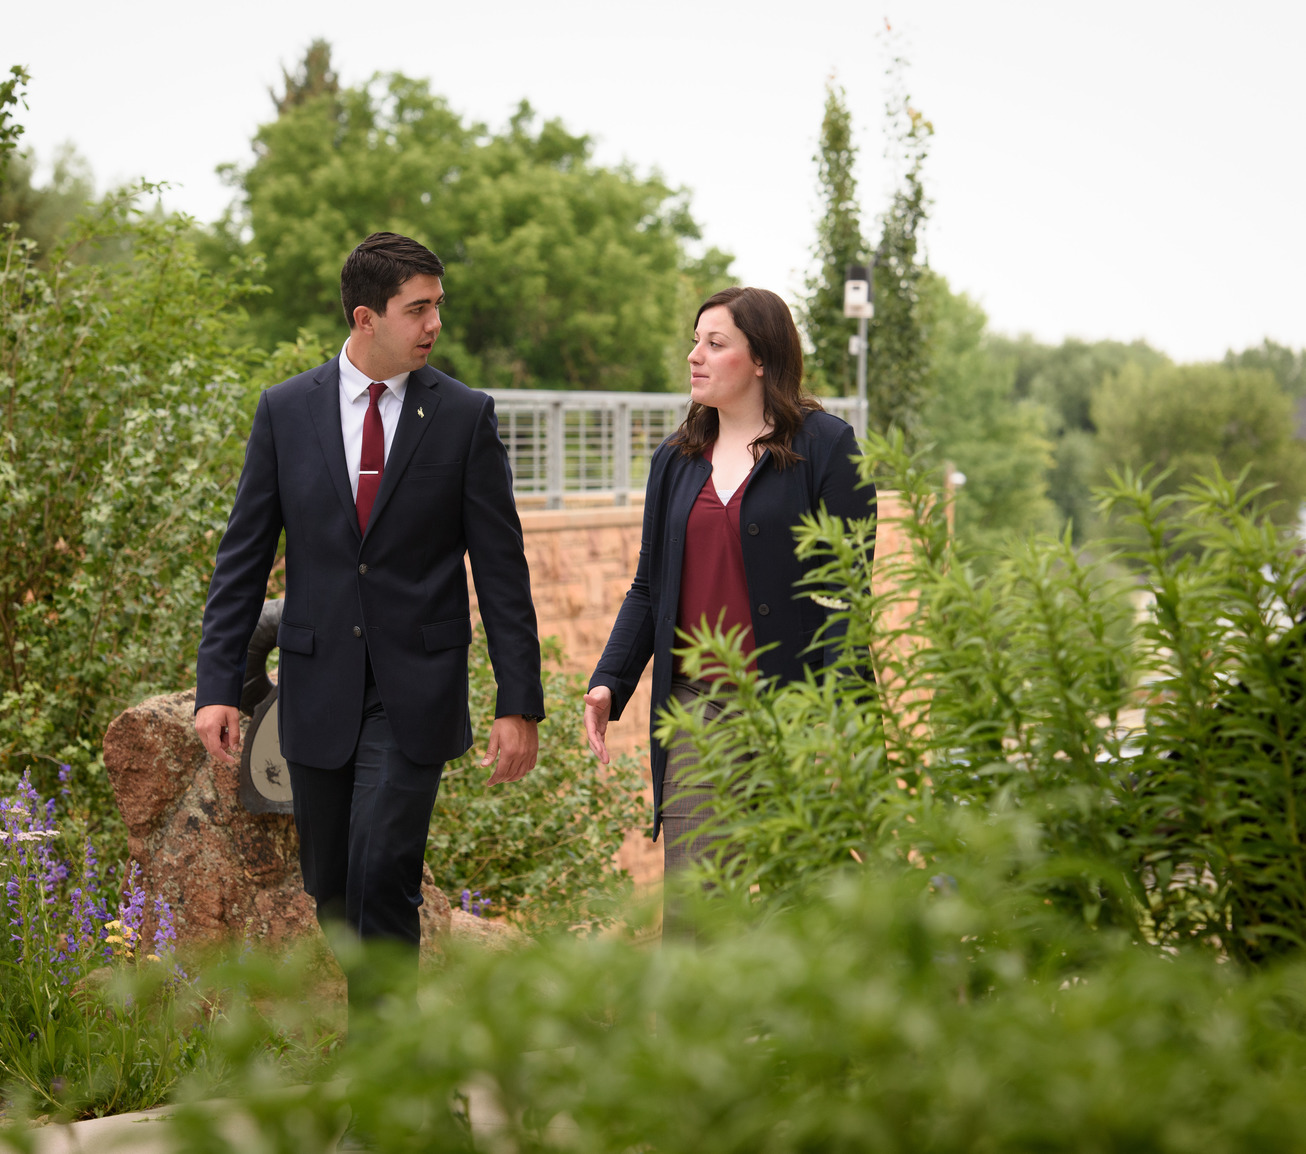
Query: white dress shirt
[{"left": 339, "top": 340, "right": 409, "bottom": 500}]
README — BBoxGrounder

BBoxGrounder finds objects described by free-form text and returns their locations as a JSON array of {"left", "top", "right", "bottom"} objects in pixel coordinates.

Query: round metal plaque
[{"left": 238, "top": 687, "right": 294, "bottom": 814}]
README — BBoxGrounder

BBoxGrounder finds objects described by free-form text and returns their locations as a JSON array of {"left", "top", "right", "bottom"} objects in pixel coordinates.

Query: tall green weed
[{"left": 666, "top": 432, "right": 1306, "bottom": 962}]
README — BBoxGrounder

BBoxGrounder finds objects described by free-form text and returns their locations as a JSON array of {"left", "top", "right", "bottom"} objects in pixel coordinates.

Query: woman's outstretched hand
[{"left": 583, "top": 685, "right": 613, "bottom": 764}]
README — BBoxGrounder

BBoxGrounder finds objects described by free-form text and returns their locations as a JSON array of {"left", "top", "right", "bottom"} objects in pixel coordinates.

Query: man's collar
[{"left": 339, "top": 339, "right": 410, "bottom": 400}]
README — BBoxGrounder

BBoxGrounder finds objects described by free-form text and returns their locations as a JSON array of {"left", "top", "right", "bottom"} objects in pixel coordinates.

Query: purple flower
[
  {"left": 152, "top": 893, "right": 177, "bottom": 952},
  {"left": 119, "top": 863, "right": 147, "bottom": 932}
]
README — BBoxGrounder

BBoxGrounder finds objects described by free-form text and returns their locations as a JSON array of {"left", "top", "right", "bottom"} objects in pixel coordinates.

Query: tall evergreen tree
[
  {"left": 271, "top": 38, "right": 339, "bottom": 115},
  {"left": 866, "top": 40, "right": 933, "bottom": 443},
  {"left": 799, "top": 80, "right": 867, "bottom": 395}
]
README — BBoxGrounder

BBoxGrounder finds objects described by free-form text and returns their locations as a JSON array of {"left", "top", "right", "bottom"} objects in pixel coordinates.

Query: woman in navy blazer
[{"left": 584, "top": 287, "right": 876, "bottom": 883}]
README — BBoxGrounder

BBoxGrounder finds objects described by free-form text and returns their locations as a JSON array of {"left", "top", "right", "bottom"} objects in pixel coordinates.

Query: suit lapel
[
  {"left": 363, "top": 366, "right": 444, "bottom": 539},
  {"left": 306, "top": 358, "right": 361, "bottom": 540}
]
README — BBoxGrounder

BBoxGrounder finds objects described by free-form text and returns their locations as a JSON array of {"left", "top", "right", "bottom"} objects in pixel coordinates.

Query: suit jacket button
[
  {"left": 353, "top": 626, "right": 362, "bottom": 637},
  {"left": 747, "top": 523, "right": 760, "bottom": 535},
  {"left": 358, "top": 563, "right": 368, "bottom": 574},
  {"left": 757, "top": 603, "right": 770, "bottom": 616}
]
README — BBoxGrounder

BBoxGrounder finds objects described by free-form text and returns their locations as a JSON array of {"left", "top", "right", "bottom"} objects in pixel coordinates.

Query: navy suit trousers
[{"left": 287, "top": 681, "right": 444, "bottom": 954}]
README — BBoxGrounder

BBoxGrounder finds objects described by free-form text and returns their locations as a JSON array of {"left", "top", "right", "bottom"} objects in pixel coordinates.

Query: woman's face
[{"left": 688, "top": 305, "right": 764, "bottom": 412}]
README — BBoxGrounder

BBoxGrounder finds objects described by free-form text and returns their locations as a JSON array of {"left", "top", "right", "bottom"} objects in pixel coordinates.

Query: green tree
[
  {"left": 218, "top": 44, "right": 729, "bottom": 391},
  {"left": 1092, "top": 361, "right": 1306, "bottom": 526},
  {"left": 0, "top": 142, "right": 95, "bottom": 257},
  {"left": 797, "top": 79, "right": 866, "bottom": 396},
  {"left": 0, "top": 67, "right": 95, "bottom": 260},
  {"left": 270, "top": 37, "right": 338, "bottom": 114},
  {"left": 918, "top": 276, "right": 1055, "bottom": 548},
  {"left": 993, "top": 334, "right": 1169, "bottom": 538},
  {"left": 0, "top": 65, "right": 28, "bottom": 179},
  {"left": 865, "top": 42, "right": 934, "bottom": 442},
  {"left": 1224, "top": 337, "right": 1305, "bottom": 398}
]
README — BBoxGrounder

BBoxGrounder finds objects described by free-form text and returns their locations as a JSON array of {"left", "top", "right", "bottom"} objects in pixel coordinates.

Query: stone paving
[{"left": 9, "top": 1081, "right": 576, "bottom": 1153}]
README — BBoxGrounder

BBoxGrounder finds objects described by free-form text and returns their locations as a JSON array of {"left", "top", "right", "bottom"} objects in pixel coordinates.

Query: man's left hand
[{"left": 481, "top": 715, "right": 539, "bottom": 785}]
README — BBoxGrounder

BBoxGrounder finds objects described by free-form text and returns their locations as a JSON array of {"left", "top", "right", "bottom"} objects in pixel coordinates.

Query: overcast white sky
[{"left": 10, "top": 0, "right": 1305, "bottom": 363}]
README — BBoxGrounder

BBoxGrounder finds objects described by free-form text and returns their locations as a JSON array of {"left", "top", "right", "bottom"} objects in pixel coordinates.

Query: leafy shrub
[
  {"left": 427, "top": 631, "right": 647, "bottom": 928},
  {"left": 0, "top": 198, "right": 256, "bottom": 828}
]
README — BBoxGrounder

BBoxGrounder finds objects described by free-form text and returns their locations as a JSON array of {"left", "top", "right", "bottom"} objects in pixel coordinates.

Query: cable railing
[{"left": 486, "top": 390, "right": 866, "bottom": 508}]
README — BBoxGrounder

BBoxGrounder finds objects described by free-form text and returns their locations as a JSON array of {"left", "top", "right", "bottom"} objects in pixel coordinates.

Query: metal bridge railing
[{"left": 487, "top": 390, "right": 866, "bottom": 508}]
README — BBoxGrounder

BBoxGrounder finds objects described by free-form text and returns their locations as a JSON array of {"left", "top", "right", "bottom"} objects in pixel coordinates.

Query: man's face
[{"left": 358, "top": 274, "right": 444, "bottom": 379}]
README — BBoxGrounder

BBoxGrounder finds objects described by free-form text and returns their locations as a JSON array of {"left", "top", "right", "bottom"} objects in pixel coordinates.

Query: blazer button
[
  {"left": 747, "top": 523, "right": 760, "bottom": 535},
  {"left": 358, "top": 563, "right": 368, "bottom": 574},
  {"left": 353, "top": 626, "right": 362, "bottom": 637},
  {"left": 757, "top": 603, "right": 770, "bottom": 616}
]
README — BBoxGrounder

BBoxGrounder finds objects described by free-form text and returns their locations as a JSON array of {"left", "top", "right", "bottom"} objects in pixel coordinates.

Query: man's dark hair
[{"left": 340, "top": 232, "right": 445, "bottom": 327}]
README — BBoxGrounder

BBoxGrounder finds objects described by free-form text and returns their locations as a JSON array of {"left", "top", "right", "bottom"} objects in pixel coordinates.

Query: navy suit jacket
[
  {"left": 589, "top": 408, "right": 875, "bottom": 834},
  {"left": 195, "top": 357, "right": 544, "bottom": 769}
]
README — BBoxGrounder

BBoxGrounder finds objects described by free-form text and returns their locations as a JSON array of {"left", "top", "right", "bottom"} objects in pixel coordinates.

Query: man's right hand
[
  {"left": 195, "top": 704, "right": 241, "bottom": 764},
  {"left": 583, "top": 685, "right": 613, "bottom": 765}
]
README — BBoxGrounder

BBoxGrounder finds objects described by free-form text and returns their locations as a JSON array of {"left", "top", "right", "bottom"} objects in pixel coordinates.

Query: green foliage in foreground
[
  {"left": 11, "top": 851, "right": 1300, "bottom": 1153},
  {"left": 428, "top": 632, "right": 647, "bottom": 929}
]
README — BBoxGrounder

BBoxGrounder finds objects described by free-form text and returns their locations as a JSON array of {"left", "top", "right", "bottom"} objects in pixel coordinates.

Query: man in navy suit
[{"left": 194, "top": 232, "right": 544, "bottom": 989}]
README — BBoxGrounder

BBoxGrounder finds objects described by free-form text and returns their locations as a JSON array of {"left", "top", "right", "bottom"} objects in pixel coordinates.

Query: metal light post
[{"left": 843, "top": 264, "right": 873, "bottom": 437}]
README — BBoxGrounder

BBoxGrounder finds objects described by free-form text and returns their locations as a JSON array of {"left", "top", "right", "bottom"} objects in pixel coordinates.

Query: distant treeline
[{"left": 5, "top": 46, "right": 1304, "bottom": 561}]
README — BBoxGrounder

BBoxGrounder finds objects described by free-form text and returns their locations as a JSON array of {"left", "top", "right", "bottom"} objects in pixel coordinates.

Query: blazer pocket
[
  {"left": 277, "top": 621, "right": 315, "bottom": 655},
  {"left": 420, "top": 617, "right": 473, "bottom": 652},
  {"left": 409, "top": 460, "right": 464, "bottom": 478}
]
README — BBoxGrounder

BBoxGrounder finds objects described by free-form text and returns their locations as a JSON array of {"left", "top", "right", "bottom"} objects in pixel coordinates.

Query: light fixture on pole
[{"left": 843, "top": 264, "right": 873, "bottom": 436}]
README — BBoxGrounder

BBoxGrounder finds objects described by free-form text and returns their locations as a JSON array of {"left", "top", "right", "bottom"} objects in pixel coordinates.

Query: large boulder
[{"left": 102, "top": 689, "right": 452, "bottom": 955}]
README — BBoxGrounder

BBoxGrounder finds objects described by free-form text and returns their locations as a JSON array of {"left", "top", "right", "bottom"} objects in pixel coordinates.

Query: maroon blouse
[{"left": 676, "top": 446, "right": 757, "bottom": 673}]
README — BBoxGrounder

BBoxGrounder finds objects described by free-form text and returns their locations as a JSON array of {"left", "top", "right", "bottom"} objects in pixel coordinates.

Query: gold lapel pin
[{"left": 418, "top": 406, "right": 425, "bottom": 418}]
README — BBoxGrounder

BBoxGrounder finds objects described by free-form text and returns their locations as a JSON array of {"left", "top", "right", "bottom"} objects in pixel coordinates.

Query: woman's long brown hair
[{"left": 673, "top": 287, "right": 823, "bottom": 469}]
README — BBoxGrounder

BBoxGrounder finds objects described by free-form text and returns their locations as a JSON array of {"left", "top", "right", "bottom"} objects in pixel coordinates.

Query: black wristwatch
[{"left": 520, "top": 713, "right": 545, "bottom": 723}]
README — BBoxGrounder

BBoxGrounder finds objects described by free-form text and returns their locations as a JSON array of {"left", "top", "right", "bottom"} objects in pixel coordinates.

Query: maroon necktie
[{"left": 356, "top": 382, "right": 386, "bottom": 532}]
